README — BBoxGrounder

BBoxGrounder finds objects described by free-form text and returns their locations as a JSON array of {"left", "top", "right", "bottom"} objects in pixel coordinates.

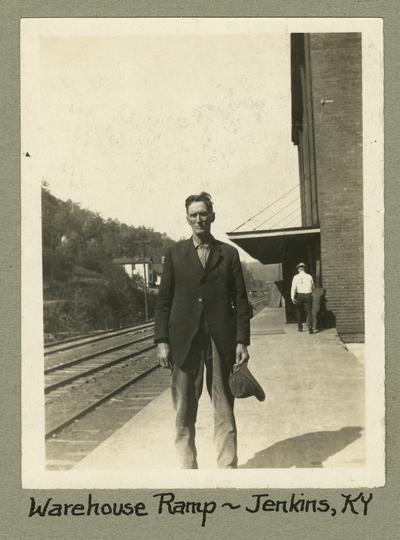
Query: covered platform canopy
[
  {"left": 227, "top": 225, "right": 321, "bottom": 323},
  {"left": 227, "top": 226, "right": 320, "bottom": 265}
]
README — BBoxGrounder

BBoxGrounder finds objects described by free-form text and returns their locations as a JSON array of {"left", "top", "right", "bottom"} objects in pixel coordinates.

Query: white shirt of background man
[{"left": 291, "top": 272, "right": 315, "bottom": 301}]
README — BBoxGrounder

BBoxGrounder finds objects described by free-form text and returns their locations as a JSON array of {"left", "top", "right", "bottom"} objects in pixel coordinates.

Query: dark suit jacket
[{"left": 154, "top": 238, "right": 251, "bottom": 368}]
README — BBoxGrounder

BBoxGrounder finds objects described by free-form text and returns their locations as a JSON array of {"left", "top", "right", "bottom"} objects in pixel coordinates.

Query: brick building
[{"left": 228, "top": 33, "right": 364, "bottom": 342}]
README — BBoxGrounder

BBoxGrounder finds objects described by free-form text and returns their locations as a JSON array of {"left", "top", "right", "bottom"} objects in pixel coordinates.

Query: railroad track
[
  {"left": 45, "top": 320, "right": 154, "bottom": 355},
  {"left": 45, "top": 363, "right": 170, "bottom": 470},
  {"left": 45, "top": 361, "right": 160, "bottom": 439},
  {"left": 45, "top": 333, "right": 155, "bottom": 390},
  {"left": 45, "top": 328, "right": 167, "bottom": 469},
  {"left": 45, "top": 330, "right": 157, "bottom": 430}
]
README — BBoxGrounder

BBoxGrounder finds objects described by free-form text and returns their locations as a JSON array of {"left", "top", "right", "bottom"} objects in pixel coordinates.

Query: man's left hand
[{"left": 235, "top": 343, "right": 249, "bottom": 366}]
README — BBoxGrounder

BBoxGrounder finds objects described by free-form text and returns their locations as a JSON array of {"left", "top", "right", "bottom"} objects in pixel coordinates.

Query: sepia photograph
[{"left": 21, "top": 18, "right": 384, "bottom": 488}]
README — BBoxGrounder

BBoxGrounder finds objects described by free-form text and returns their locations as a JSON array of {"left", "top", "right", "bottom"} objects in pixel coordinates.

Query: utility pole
[{"left": 133, "top": 240, "right": 151, "bottom": 321}]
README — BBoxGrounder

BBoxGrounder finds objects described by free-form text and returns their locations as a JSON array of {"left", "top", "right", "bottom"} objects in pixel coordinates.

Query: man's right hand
[{"left": 157, "top": 343, "right": 172, "bottom": 369}]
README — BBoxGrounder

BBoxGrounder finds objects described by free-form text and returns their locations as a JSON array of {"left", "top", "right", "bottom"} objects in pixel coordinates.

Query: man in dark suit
[{"left": 154, "top": 192, "right": 251, "bottom": 469}]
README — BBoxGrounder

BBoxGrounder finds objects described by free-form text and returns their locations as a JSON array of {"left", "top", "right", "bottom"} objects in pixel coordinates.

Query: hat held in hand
[{"left": 229, "top": 363, "right": 266, "bottom": 401}]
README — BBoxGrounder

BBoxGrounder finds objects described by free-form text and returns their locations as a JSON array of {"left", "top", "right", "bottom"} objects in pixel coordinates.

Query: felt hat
[
  {"left": 229, "top": 363, "right": 266, "bottom": 401},
  {"left": 296, "top": 262, "right": 307, "bottom": 269}
]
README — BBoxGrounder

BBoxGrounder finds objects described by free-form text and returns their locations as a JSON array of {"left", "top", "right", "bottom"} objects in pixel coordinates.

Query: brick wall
[{"left": 309, "top": 33, "right": 364, "bottom": 341}]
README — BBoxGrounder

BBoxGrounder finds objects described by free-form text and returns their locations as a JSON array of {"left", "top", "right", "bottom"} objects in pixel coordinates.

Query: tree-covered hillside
[{"left": 42, "top": 184, "right": 174, "bottom": 339}]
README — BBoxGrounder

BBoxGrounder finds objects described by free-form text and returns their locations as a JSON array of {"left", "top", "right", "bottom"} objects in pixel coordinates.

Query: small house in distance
[
  {"left": 228, "top": 33, "right": 364, "bottom": 343},
  {"left": 113, "top": 256, "right": 153, "bottom": 285}
]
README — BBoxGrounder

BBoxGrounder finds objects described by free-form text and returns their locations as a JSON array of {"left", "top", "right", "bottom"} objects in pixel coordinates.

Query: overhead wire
[
  {"left": 269, "top": 206, "right": 302, "bottom": 229},
  {"left": 253, "top": 196, "right": 300, "bottom": 230},
  {"left": 277, "top": 214, "right": 301, "bottom": 229},
  {"left": 231, "top": 184, "right": 299, "bottom": 232}
]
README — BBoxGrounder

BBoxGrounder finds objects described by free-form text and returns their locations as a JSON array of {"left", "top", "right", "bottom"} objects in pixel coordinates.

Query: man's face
[
  {"left": 186, "top": 201, "right": 215, "bottom": 237},
  {"left": 298, "top": 267, "right": 305, "bottom": 273}
]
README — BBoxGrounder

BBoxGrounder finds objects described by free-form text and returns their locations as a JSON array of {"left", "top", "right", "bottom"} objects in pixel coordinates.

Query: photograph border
[{"left": 0, "top": 1, "right": 399, "bottom": 538}]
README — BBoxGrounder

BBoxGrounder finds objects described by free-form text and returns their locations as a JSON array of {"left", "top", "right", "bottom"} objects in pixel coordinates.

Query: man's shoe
[{"left": 309, "top": 328, "right": 313, "bottom": 334}]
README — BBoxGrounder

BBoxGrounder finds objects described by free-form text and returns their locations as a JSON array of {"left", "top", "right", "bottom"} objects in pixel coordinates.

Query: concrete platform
[{"left": 75, "top": 307, "right": 365, "bottom": 471}]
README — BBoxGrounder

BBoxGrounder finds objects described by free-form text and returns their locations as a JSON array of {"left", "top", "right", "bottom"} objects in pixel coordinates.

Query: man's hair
[{"left": 185, "top": 192, "right": 213, "bottom": 213}]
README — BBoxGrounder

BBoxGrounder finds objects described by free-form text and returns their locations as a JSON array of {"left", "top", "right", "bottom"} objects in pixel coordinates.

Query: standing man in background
[
  {"left": 154, "top": 192, "right": 251, "bottom": 469},
  {"left": 291, "top": 262, "right": 315, "bottom": 334}
]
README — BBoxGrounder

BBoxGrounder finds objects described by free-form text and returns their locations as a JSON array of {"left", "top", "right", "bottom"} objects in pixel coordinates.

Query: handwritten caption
[{"left": 28, "top": 492, "right": 373, "bottom": 526}]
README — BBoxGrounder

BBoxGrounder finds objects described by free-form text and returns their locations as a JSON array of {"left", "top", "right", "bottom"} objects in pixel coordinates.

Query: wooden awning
[{"left": 227, "top": 226, "right": 320, "bottom": 264}]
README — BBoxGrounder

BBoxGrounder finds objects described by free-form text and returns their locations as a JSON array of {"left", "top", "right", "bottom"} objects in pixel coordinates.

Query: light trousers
[{"left": 171, "top": 323, "right": 237, "bottom": 469}]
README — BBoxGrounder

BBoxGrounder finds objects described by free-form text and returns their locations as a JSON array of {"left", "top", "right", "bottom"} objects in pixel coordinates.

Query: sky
[{"left": 38, "top": 31, "right": 300, "bottom": 260}]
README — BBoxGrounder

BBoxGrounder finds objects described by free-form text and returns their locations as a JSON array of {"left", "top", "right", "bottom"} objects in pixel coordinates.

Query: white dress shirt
[{"left": 291, "top": 272, "right": 315, "bottom": 300}]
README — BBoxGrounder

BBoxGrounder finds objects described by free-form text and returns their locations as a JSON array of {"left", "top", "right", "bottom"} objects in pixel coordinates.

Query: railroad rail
[
  {"left": 251, "top": 297, "right": 269, "bottom": 307},
  {"left": 45, "top": 333, "right": 155, "bottom": 380},
  {"left": 45, "top": 362, "right": 159, "bottom": 439},
  {"left": 45, "top": 326, "right": 157, "bottom": 429},
  {"left": 45, "top": 320, "right": 154, "bottom": 355}
]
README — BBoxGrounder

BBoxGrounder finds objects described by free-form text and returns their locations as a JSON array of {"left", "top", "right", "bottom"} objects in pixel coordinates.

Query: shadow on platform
[{"left": 240, "top": 426, "right": 363, "bottom": 468}]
